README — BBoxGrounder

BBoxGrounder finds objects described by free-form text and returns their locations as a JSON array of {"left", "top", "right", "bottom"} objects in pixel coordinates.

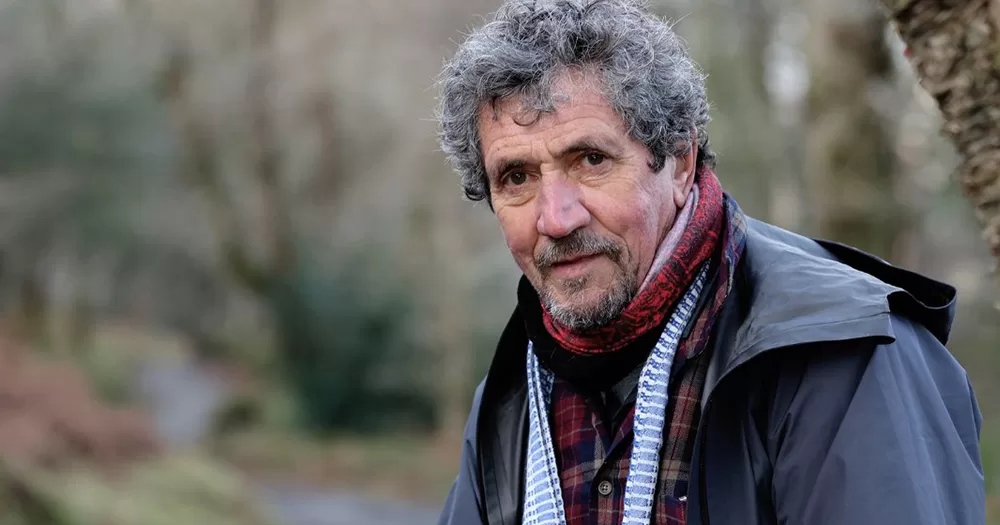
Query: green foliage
[
  {"left": 988, "top": 427, "right": 1000, "bottom": 525},
  {"left": 0, "top": 66, "right": 160, "bottom": 177},
  {"left": 75, "top": 342, "right": 134, "bottom": 406},
  {"left": 984, "top": 419, "right": 1000, "bottom": 494},
  {"left": 269, "top": 252, "right": 436, "bottom": 435},
  {"left": 0, "top": 9, "right": 235, "bottom": 362},
  {"left": 0, "top": 460, "right": 77, "bottom": 525},
  {"left": 0, "top": 455, "right": 274, "bottom": 525},
  {"left": 0, "top": 28, "right": 173, "bottom": 247}
]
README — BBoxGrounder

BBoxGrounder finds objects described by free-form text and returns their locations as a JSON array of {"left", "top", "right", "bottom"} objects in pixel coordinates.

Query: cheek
[
  {"left": 590, "top": 190, "right": 664, "bottom": 263},
  {"left": 636, "top": 198, "right": 670, "bottom": 249},
  {"left": 587, "top": 186, "right": 653, "bottom": 235},
  {"left": 621, "top": 211, "right": 659, "bottom": 256},
  {"left": 497, "top": 209, "right": 538, "bottom": 269}
]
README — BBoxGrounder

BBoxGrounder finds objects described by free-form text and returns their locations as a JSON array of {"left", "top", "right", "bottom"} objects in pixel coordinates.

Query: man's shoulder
[
  {"left": 763, "top": 310, "right": 960, "bottom": 375},
  {"left": 755, "top": 310, "right": 975, "bottom": 437},
  {"left": 733, "top": 218, "right": 957, "bottom": 355},
  {"left": 753, "top": 310, "right": 984, "bottom": 525}
]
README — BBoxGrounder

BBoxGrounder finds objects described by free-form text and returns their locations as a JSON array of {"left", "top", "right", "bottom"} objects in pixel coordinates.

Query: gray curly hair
[{"left": 436, "top": 0, "right": 714, "bottom": 204}]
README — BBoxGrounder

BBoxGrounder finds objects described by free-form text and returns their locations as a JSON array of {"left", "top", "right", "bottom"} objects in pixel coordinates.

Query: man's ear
[{"left": 672, "top": 131, "right": 698, "bottom": 209}]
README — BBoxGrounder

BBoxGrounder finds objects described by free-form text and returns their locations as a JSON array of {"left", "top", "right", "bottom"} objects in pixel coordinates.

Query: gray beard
[{"left": 539, "top": 272, "right": 637, "bottom": 331}]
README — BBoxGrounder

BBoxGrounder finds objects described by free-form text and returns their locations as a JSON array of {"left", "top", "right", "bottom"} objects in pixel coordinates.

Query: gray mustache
[{"left": 535, "top": 230, "right": 622, "bottom": 270}]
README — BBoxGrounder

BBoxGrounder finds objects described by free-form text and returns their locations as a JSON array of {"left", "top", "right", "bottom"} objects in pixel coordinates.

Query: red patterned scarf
[{"left": 541, "top": 168, "right": 725, "bottom": 355}]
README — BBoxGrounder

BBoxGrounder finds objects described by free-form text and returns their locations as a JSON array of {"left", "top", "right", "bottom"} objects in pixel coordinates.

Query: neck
[{"left": 639, "top": 185, "right": 699, "bottom": 291}]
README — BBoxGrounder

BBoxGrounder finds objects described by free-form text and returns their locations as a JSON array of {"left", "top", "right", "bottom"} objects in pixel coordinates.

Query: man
[{"left": 434, "top": 1, "right": 985, "bottom": 524}]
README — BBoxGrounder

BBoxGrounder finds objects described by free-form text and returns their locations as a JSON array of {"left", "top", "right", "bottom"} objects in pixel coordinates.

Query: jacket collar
[{"left": 701, "top": 218, "right": 956, "bottom": 402}]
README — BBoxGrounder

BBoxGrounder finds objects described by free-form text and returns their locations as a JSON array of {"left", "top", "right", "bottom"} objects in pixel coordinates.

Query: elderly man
[{"left": 434, "top": 1, "right": 984, "bottom": 524}]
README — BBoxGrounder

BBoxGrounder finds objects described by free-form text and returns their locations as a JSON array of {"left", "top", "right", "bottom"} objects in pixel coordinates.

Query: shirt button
[{"left": 597, "top": 480, "right": 613, "bottom": 497}]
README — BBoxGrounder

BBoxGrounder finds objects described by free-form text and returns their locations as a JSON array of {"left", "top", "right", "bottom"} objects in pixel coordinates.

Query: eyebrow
[
  {"left": 487, "top": 135, "right": 623, "bottom": 182},
  {"left": 553, "top": 136, "right": 622, "bottom": 159}
]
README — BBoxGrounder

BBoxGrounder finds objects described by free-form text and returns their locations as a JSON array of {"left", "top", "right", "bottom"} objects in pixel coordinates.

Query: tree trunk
[
  {"left": 158, "top": 43, "right": 273, "bottom": 296},
  {"left": 407, "top": 176, "right": 472, "bottom": 444},
  {"left": 16, "top": 274, "right": 47, "bottom": 346},
  {"left": 249, "top": 0, "right": 295, "bottom": 278},
  {"left": 40, "top": 0, "right": 67, "bottom": 45},
  {"left": 804, "top": 0, "right": 900, "bottom": 261},
  {"left": 881, "top": 0, "right": 1000, "bottom": 292},
  {"left": 742, "top": 0, "right": 804, "bottom": 231},
  {"left": 742, "top": 0, "right": 778, "bottom": 225},
  {"left": 432, "top": 209, "right": 472, "bottom": 445},
  {"left": 157, "top": 0, "right": 292, "bottom": 297}
]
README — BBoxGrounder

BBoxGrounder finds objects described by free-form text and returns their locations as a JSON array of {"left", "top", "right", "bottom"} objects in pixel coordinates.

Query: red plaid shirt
[
  {"left": 549, "top": 200, "right": 745, "bottom": 525},
  {"left": 550, "top": 316, "right": 713, "bottom": 524}
]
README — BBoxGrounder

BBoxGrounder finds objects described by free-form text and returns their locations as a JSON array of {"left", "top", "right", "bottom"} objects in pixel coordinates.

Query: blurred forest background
[{"left": 0, "top": 0, "right": 996, "bottom": 523}]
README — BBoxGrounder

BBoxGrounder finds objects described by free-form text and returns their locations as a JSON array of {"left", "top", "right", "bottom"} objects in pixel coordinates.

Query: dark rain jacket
[{"left": 438, "top": 218, "right": 985, "bottom": 525}]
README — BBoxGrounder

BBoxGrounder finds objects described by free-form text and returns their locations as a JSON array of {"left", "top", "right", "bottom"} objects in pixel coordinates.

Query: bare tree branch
[
  {"left": 249, "top": 0, "right": 295, "bottom": 277},
  {"left": 158, "top": 43, "right": 271, "bottom": 296}
]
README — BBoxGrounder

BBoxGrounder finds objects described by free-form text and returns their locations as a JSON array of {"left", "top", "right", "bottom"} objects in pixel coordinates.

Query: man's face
[{"left": 479, "top": 72, "right": 696, "bottom": 330}]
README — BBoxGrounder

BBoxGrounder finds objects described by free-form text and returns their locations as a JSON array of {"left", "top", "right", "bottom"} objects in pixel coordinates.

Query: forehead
[{"left": 477, "top": 73, "right": 633, "bottom": 163}]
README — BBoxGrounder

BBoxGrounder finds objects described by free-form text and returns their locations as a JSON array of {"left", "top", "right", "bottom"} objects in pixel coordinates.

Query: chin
[
  {"left": 543, "top": 288, "right": 622, "bottom": 330},
  {"left": 547, "top": 302, "right": 616, "bottom": 331},
  {"left": 549, "top": 281, "right": 603, "bottom": 306}
]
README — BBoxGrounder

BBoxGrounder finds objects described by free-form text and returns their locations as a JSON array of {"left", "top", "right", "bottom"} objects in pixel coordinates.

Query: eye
[
  {"left": 506, "top": 172, "right": 528, "bottom": 186},
  {"left": 584, "top": 152, "right": 606, "bottom": 166}
]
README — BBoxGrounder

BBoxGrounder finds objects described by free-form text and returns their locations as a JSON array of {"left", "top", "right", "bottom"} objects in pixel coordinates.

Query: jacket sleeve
[
  {"left": 768, "top": 316, "right": 985, "bottom": 525},
  {"left": 438, "top": 380, "right": 487, "bottom": 525}
]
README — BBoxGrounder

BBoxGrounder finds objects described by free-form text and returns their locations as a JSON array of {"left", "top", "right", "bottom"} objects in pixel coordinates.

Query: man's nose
[{"left": 536, "top": 176, "right": 590, "bottom": 239}]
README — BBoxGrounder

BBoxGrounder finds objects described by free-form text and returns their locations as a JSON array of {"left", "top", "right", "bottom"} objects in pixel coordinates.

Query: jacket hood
[{"left": 734, "top": 218, "right": 956, "bottom": 357}]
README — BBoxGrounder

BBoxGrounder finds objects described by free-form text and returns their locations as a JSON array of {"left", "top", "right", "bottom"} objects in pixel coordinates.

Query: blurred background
[{"left": 0, "top": 0, "right": 995, "bottom": 523}]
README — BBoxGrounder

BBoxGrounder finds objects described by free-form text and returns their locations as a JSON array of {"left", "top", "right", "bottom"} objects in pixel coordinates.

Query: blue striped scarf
[{"left": 522, "top": 264, "right": 710, "bottom": 525}]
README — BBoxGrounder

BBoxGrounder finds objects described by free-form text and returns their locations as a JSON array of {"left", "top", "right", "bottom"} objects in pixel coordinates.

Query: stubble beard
[
  {"left": 539, "top": 269, "right": 637, "bottom": 332},
  {"left": 533, "top": 228, "right": 637, "bottom": 331}
]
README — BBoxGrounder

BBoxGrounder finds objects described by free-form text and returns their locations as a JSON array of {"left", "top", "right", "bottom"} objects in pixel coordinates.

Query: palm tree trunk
[{"left": 881, "top": 0, "right": 1000, "bottom": 294}]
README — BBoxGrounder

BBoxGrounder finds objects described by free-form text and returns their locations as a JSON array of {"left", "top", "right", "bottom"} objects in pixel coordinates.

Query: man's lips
[{"left": 546, "top": 253, "right": 602, "bottom": 278}]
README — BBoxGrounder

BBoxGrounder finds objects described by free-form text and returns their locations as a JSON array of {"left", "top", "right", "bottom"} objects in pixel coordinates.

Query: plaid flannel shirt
[{"left": 550, "top": 198, "right": 746, "bottom": 525}]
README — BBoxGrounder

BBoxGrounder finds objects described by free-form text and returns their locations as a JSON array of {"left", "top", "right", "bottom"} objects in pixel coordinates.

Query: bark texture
[{"left": 882, "top": 0, "right": 1000, "bottom": 280}]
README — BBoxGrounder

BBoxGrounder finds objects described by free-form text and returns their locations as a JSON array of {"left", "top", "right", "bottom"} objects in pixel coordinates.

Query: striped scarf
[{"left": 522, "top": 264, "right": 710, "bottom": 525}]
